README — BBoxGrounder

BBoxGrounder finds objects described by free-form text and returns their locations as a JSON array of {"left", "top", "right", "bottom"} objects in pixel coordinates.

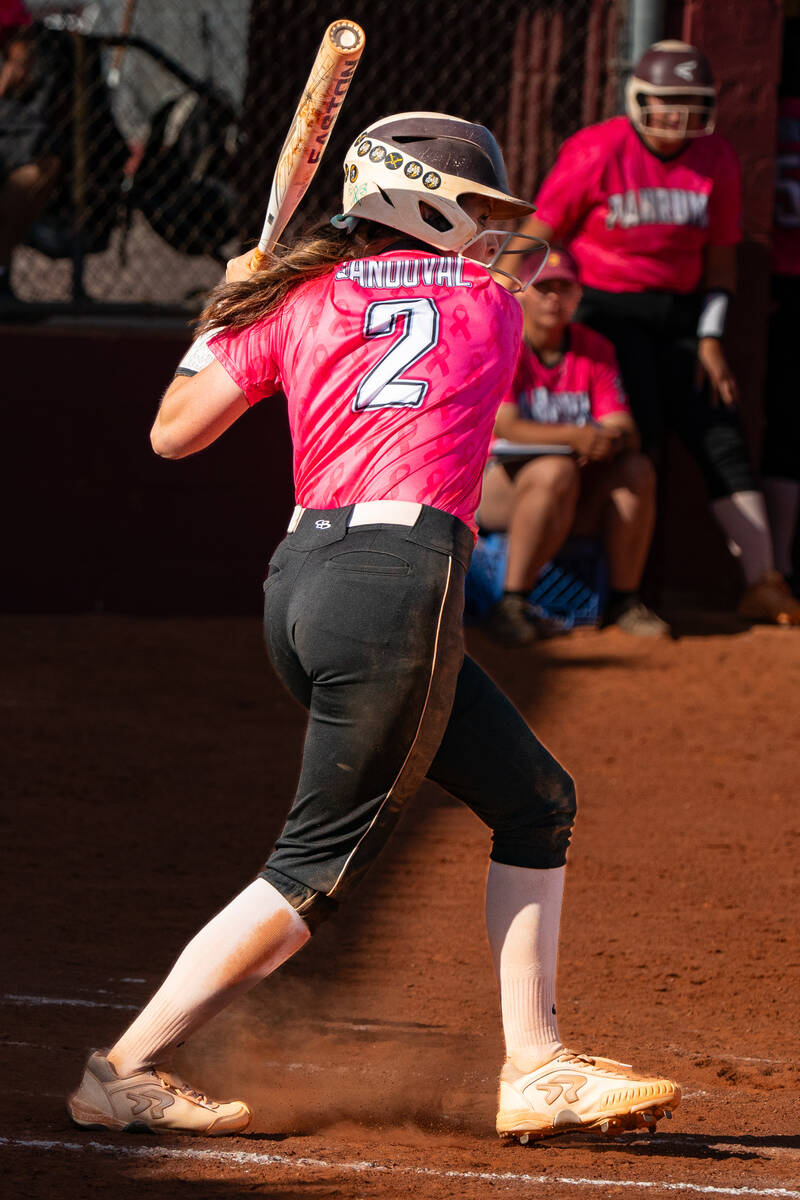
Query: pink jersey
[
  {"left": 534, "top": 116, "right": 741, "bottom": 293},
  {"left": 772, "top": 97, "right": 800, "bottom": 276},
  {"left": 209, "top": 252, "right": 522, "bottom": 531},
  {"left": 511, "top": 324, "right": 630, "bottom": 424}
]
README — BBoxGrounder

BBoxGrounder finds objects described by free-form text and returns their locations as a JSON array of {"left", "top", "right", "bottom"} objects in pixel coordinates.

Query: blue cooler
[{"left": 465, "top": 532, "right": 608, "bottom": 629}]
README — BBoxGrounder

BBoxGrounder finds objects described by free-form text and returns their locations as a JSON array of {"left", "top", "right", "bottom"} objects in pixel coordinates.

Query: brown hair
[{"left": 195, "top": 221, "right": 392, "bottom": 338}]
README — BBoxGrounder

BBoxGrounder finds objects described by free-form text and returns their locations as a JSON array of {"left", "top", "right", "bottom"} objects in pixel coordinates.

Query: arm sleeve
[
  {"left": 533, "top": 129, "right": 603, "bottom": 238},
  {"left": 707, "top": 138, "right": 743, "bottom": 246},
  {"left": 208, "top": 316, "right": 282, "bottom": 407}
]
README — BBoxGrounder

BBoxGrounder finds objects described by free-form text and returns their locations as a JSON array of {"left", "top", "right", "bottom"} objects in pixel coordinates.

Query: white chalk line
[
  {"left": 669, "top": 1047, "right": 792, "bottom": 1068},
  {"left": 2, "top": 993, "right": 138, "bottom": 1012},
  {"left": 2, "top": 1041, "right": 56, "bottom": 1050},
  {"left": 6, "top": 1000, "right": 788, "bottom": 1072},
  {"left": 0, "top": 1136, "right": 798, "bottom": 1198},
  {"left": 4, "top": 998, "right": 791, "bottom": 1069},
  {"left": 2, "top": 992, "right": 451, "bottom": 1037},
  {"left": 0, "top": 1043, "right": 326, "bottom": 1074},
  {"left": 3, "top": 1120, "right": 796, "bottom": 1165}
]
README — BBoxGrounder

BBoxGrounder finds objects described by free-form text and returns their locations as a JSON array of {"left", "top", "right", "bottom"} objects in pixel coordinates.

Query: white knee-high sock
[
  {"left": 485, "top": 861, "right": 565, "bottom": 1073},
  {"left": 108, "top": 878, "right": 310, "bottom": 1076},
  {"left": 710, "top": 492, "right": 774, "bottom": 585}
]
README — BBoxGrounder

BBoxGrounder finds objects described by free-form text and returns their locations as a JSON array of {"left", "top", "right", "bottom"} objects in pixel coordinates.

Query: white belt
[{"left": 288, "top": 500, "right": 422, "bottom": 533}]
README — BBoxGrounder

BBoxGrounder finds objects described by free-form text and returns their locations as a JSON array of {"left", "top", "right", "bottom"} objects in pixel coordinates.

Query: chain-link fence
[{"left": 3, "top": 0, "right": 629, "bottom": 310}]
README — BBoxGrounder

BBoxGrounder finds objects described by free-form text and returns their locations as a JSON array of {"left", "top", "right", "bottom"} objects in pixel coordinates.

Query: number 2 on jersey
[{"left": 354, "top": 298, "right": 441, "bottom": 411}]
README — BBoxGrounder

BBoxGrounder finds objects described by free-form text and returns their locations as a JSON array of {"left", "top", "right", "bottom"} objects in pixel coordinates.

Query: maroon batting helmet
[{"left": 626, "top": 41, "right": 717, "bottom": 140}]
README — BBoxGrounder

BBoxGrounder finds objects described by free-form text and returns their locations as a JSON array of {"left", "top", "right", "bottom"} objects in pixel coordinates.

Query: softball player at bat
[
  {"left": 505, "top": 40, "right": 800, "bottom": 626},
  {"left": 67, "top": 113, "right": 679, "bottom": 1142}
]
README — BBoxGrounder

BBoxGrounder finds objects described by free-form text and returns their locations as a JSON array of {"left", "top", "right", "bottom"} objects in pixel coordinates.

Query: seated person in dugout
[
  {"left": 479, "top": 245, "right": 668, "bottom": 645},
  {"left": 0, "top": 1, "right": 66, "bottom": 304}
]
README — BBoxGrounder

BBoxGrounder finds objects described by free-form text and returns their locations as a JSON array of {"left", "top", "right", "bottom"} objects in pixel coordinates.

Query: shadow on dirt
[
  {"left": 576, "top": 1129, "right": 800, "bottom": 1162},
  {"left": 663, "top": 612, "right": 752, "bottom": 638}
]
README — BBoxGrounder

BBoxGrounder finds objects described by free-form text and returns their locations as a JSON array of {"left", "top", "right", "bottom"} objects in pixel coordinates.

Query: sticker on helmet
[
  {"left": 675, "top": 60, "right": 698, "bottom": 81},
  {"left": 423, "top": 171, "right": 442, "bottom": 190},
  {"left": 349, "top": 165, "right": 358, "bottom": 182},
  {"left": 404, "top": 161, "right": 423, "bottom": 179},
  {"left": 385, "top": 151, "right": 403, "bottom": 170},
  {"left": 357, "top": 140, "right": 372, "bottom": 157},
  {"left": 369, "top": 145, "right": 387, "bottom": 162}
]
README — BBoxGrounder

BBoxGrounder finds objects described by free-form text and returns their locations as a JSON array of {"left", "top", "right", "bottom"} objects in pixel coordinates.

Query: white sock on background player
[
  {"left": 711, "top": 491, "right": 774, "bottom": 584},
  {"left": 107, "top": 878, "right": 309, "bottom": 1076},
  {"left": 485, "top": 862, "right": 564, "bottom": 1073}
]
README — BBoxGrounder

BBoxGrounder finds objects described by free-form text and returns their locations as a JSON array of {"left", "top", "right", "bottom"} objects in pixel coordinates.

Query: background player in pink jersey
[
  {"left": 478, "top": 245, "right": 667, "bottom": 645},
  {"left": 67, "top": 112, "right": 679, "bottom": 1143},
  {"left": 502, "top": 40, "right": 800, "bottom": 627}
]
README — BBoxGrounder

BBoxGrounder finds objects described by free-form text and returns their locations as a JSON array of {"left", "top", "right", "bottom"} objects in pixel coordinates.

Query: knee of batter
[
  {"left": 259, "top": 866, "right": 338, "bottom": 933},
  {"left": 489, "top": 764, "right": 577, "bottom": 870}
]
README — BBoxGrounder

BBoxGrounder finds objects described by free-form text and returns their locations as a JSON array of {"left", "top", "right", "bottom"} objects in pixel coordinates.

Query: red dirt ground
[{"left": 2, "top": 613, "right": 799, "bottom": 1199}]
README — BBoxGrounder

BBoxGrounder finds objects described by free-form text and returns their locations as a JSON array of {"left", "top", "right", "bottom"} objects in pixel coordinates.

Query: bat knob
[{"left": 329, "top": 21, "right": 364, "bottom": 52}]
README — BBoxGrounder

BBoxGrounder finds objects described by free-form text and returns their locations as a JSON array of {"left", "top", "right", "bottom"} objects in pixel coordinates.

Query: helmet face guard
[
  {"left": 462, "top": 231, "right": 550, "bottom": 293},
  {"left": 626, "top": 81, "right": 716, "bottom": 140},
  {"left": 626, "top": 41, "right": 717, "bottom": 141},
  {"left": 340, "top": 112, "right": 534, "bottom": 253}
]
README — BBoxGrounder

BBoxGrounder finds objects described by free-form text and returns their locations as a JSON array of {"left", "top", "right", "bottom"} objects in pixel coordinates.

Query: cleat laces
[
  {"left": 153, "top": 1069, "right": 219, "bottom": 1110},
  {"left": 550, "top": 1051, "right": 636, "bottom": 1077}
]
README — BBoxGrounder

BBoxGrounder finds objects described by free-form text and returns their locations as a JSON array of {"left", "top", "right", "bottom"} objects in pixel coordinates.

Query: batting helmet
[
  {"left": 339, "top": 111, "right": 534, "bottom": 253},
  {"left": 625, "top": 41, "right": 716, "bottom": 140}
]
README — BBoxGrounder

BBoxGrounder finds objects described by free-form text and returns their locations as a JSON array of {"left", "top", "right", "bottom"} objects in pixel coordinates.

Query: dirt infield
[{"left": 2, "top": 613, "right": 799, "bottom": 1198}]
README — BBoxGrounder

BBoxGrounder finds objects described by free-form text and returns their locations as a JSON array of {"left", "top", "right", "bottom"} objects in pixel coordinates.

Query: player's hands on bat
[
  {"left": 697, "top": 337, "right": 739, "bottom": 408},
  {"left": 225, "top": 251, "right": 260, "bottom": 283},
  {"left": 569, "top": 422, "right": 624, "bottom": 464}
]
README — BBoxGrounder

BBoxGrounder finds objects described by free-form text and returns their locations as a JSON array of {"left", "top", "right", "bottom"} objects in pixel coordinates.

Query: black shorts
[
  {"left": 258, "top": 504, "right": 576, "bottom": 928},
  {"left": 762, "top": 274, "right": 800, "bottom": 481},
  {"left": 576, "top": 286, "right": 758, "bottom": 498}
]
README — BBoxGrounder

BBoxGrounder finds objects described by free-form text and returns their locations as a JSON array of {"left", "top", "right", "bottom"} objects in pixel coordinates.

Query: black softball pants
[
  {"left": 576, "top": 286, "right": 758, "bottom": 499},
  {"left": 259, "top": 504, "right": 576, "bottom": 929}
]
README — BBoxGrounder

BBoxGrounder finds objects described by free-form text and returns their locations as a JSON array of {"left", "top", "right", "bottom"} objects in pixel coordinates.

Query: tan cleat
[
  {"left": 604, "top": 599, "right": 671, "bottom": 638},
  {"left": 67, "top": 1051, "right": 251, "bottom": 1136},
  {"left": 738, "top": 571, "right": 800, "bottom": 626},
  {"left": 483, "top": 594, "right": 539, "bottom": 646},
  {"left": 496, "top": 1049, "right": 680, "bottom": 1143}
]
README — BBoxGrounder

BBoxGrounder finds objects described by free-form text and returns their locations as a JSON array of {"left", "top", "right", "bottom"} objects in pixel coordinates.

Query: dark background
[{"left": 1, "top": 0, "right": 793, "bottom": 616}]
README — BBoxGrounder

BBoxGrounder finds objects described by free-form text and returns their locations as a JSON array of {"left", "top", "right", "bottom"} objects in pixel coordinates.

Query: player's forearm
[
  {"left": 151, "top": 373, "right": 248, "bottom": 459},
  {"left": 599, "top": 414, "right": 640, "bottom": 452}
]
